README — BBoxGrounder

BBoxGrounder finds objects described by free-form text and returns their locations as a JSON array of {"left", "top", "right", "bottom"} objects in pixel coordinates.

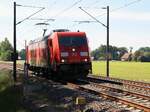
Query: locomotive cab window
[{"left": 59, "top": 36, "right": 87, "bottom": 46}]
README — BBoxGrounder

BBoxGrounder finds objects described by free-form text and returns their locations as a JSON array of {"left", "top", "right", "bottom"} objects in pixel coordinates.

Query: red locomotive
[{"left": 26, "top": 29, "right": 92, "bottom": 80}]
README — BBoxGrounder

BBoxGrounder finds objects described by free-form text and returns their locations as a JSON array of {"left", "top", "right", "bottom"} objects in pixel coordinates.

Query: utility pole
[
  {"left": 106, "top": 6, "right": 109, "bottom": 77},
  {"left": 25, "top": 40, "right": 27, "bottom": 63},
  {"left": 13, "top": 2, "right": 45, "bottom": 82},
  {"left": 24, "top": 40, "right": 28, "bottom": 79},
  {"left": 79, "top": 6, "right": 110, "bottom": 77},
  {"left": 13, "top": 2, "right": 17, "bottom": 82}
]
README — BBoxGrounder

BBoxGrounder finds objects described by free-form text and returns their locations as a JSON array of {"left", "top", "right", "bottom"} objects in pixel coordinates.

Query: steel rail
[
  {"left": 87, "top": 76, "right": 150, "bottom": 94},
  {"left": 90, "top": 82, "right": 150, "bottom": 100},
  {"left": 67, "top": 82, "right": 150, "bottom": 112},
  {"left": 88, "top": 75, "right": 150, "bottom": 89}
]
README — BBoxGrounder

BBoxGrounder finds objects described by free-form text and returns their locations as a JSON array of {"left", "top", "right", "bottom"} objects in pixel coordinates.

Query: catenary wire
[
  {"left": 97, "top": 0, "right": 142, "bottom": 17},
  {"left": 45, "top": 0, "right": 84, "bottom": 22}
]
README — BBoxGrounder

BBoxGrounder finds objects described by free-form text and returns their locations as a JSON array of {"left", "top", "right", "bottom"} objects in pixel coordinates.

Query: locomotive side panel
[
  {"left": 38, "top": 40, "right": 49, "bottom": 67},
  {"left": 35, "top": 42, "right": 40, "bottom": 67},
  {"left": 28, "top": 43, "right": 36, "bottom": 67},
  {"left": 47, "top": 38, "right": 53, "bottom": 66},
  {"left": 51, "top": 33, "right": 60, "bottom": 71},
  {"left": 27, "top": 36, "right": 51, "bottom": 70}
]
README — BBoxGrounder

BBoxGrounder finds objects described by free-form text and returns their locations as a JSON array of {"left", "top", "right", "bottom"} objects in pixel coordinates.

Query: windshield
[{"left": 59, "top": 36, "right": 87, "bottom": 46}]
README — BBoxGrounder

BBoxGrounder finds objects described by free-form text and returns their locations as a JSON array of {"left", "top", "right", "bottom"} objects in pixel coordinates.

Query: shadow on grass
[
  {"left": 0, "top": 70, "right": 29, "bottom": 112},
  {"left": 0, "top": 83, "right": 29, "bottom": 112}
]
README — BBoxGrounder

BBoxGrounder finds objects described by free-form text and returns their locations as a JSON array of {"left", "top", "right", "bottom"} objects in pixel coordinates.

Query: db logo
[{"left": 72, "top": 52, "right": 77, "bottom": 56}]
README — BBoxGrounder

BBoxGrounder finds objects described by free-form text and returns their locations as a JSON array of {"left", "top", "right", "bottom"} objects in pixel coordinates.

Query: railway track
[
  {"left": 88, "top": 75, "right": 150, "bottom": 96},
  {"left": 1, "top": 62, "right": 150, "bottom": 111},
  {"left": 67, "top": 79, "right": 150, "bottom": 112},
  {"left": 88, "top": 75, "right": 150, "bottom": 88},
  {"left": 22, "top": 73, "right": 150, "bottom": 111},
  {"left": 23, "top": 75, "right": 150, "bottom": 111}
]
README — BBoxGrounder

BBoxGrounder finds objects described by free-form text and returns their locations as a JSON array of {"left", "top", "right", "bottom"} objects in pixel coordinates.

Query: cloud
[{"left": 111, "top": 11, "right": 150, "bottom": 21}]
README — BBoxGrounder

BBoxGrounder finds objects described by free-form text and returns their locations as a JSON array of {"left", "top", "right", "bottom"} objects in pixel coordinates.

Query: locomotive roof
[
  {"left": 52, "top": 29, "right": 70, "bottom": 32},
  {"left": 28, "top": 29, "right": 85, "bottom": 45},
  {"left": 29, "top": 29, "right": 70, "bottom": 44},
  {"left": 29, "top": 35, "right": 49, "bottom": 44}
]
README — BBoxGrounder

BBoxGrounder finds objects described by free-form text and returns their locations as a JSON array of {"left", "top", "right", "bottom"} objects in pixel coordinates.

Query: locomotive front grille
[{"left": 59, "top": 63, "right": 91, "bottom": 72}]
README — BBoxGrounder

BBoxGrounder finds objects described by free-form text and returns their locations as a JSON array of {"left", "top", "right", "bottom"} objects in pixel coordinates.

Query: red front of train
[{"left": 27, "top": 29, "right": 92, "bottom": 79}]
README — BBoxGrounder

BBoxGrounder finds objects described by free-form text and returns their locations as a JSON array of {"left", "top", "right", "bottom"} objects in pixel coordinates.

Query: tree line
[
  {"left": 0, "top": 38, "right": 150, "bottom": 62},
  {"left": 91, "top": 45, "right": 150, "bottom": 62},
  {"left": 0, "top": 38, "right": 25, "bottom": 61},
  {"left": 133, "top": 47, "right": 150, "bottom": 62}
]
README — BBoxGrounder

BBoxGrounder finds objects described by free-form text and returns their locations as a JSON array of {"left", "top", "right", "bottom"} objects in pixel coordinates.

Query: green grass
[
  {"left": 0, "top": 60, "right": 25, "bottom": 65},
  {"left": 0, "top": 70, "right": 13, "bottom": 91},
  {"left": 17, "top": 60, "right": 25, "bottom": 65},
  {"left": 0, "top": 60, "right": 12, "bottom": 63},
  {"left": 0, "top": 69, "right": 29, "bottom": 112},
  {"left": 92, "top": 61, "right": 150, "bottom": 82}
]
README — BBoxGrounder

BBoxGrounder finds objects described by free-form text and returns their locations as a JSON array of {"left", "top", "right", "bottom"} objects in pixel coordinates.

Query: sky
[{"left": 0, "top": 0, "right": 150, "bottom": 51}]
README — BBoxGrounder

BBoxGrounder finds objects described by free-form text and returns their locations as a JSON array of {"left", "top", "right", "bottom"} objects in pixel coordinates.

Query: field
[{"left": 92, "top": 61, "right": 150, "bottom": 82}]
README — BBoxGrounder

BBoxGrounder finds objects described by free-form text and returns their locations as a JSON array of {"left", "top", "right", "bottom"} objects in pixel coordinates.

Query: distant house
[{"left": 121, "top": 53, "right": 132, "bottom": 61}]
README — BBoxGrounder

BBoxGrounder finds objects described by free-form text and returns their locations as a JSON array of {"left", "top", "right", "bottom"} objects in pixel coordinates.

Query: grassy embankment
[
  {"left": 92, "top": 61, "right": 150, "bottom": 82},
  {"left": 0, "top": 67, "right": 29, "bottom": 112}
]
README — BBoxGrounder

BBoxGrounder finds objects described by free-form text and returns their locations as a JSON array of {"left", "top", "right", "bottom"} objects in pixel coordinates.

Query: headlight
[
  {"left": 61, "top": 59, "right": 67, "bottom": 63},
  {"left": 61, "top": 52, "right": 68, "bottom": 57},
  {"left": 84, "top": 59, "right": 88, "bottom": 62},
  {"left": 80, "top": 52, "right": 88, "bottom": 56},
  {"left": 61, "top": 59, "right": 65, "bottom": 63}
]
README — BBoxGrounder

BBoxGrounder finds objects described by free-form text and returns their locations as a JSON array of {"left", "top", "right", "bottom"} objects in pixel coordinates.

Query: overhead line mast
[
  {"left": 13, "top": 2, "right": 45, "bottom": 82},
  {"left": 79, "top": 6, "right": 110, "bottom": 77}
]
